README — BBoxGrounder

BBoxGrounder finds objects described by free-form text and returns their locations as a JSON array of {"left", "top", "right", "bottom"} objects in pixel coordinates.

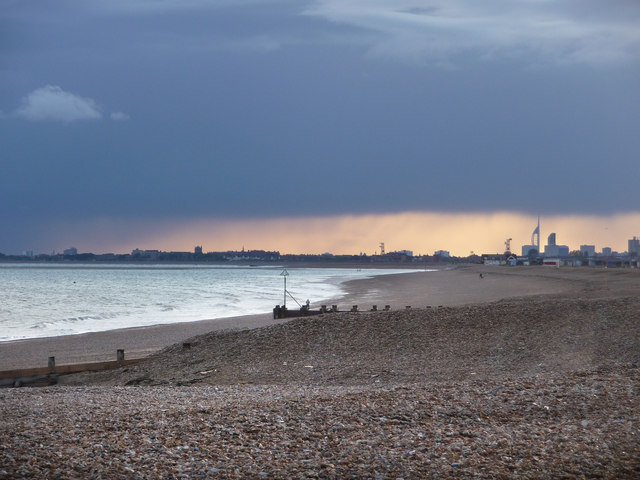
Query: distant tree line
[{"left": 0, "top": 249, "right": 478, "bottom": 265}]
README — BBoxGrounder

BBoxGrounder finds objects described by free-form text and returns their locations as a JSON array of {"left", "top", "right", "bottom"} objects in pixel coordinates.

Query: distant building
[
  {"left": 131, "top": 249, "right": 160, "bottom": 259},
  {"left": 194, "top": 245, "right": 203, "bottom": 255},
  {"left": 546, "top": 233, "right": 555, "bottom": 248},
  {"left": 63, "top": 247, "right": 78, "bottom": 256},
  {"left": 521, "top": 245, "right": 539, "bottom": 256},
  {"left": 434, "top": 250, "right": 450, "bottom": 258},
  {"left": 601, "top": 247, "right": 612, "bottom": 256},
  {"left": 482, "top": 254, "right": 504, "bottom": 265},
  {"left": 544, "top": 233, "right": 569, "bottom": 257},
  {"left": 580, "top": 245, "right": 596, "bottom": 257},
  {"left": 629, "top": 237, "right": 640, "bottom": 257}
]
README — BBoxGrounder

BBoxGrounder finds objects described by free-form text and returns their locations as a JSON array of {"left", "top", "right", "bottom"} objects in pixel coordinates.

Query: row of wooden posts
[
  {"left": 315, "top": 304, "right": 419, "bottom": 312},
  {"left": 273, "top": 304, "right": 424, "bottom": 319}
]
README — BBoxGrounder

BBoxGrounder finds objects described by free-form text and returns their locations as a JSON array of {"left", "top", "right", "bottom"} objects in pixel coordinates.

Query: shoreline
[
  {"left": 0, "top": 266, "right": 422, "bottom": 369},
  {"left": 3, "top": 264, "right": 633, "bottom": 371},
  {"left": 0, "top": 313, "right": 281, "bottom": 370},
  {"left": 0, "top": 267, "right": 426, "bottom": 368},
  {"left": 3, "top": 265, "right": 640, "bottom": 477}
]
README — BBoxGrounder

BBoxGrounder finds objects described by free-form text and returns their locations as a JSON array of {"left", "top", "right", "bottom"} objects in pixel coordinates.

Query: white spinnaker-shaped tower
[{"left": 531, "top": 217, "right": 540, "bottom": 253}]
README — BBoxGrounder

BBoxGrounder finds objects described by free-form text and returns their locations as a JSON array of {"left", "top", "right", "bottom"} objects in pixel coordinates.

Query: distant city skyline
[{"left": 6, "top": 212, "right": 639, "bottom": 258}]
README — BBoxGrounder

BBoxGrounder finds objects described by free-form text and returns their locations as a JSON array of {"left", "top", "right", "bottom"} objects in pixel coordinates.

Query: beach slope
[
  {"left": 0, "top": 264, "right": 589, "bottom": 370},
  {"left": 1, "top": 265, "right": 639, "bottom": 478}
]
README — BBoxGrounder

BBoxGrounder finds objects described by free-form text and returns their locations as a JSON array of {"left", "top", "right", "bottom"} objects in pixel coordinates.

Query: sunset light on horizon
[{"left": 39, "top": 211, "right": 640, "bottom": 258}]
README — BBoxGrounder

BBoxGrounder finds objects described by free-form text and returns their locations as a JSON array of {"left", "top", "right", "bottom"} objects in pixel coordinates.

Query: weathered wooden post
[
  {"left": 384, "top": 305, "right": 391, "bottom": 311},
  {"left": 280, "top": 269, "right": 289, "bottom": 307},
  {"left": 371, "top": 305, "right": 377, "bottom": 311},
  {"left": 48, "top": 356, "right": 55, "bottom": 371},
  {"left": 351, "top": 305, "right": 358, "bottom": 312},
  {"left": 331, "top": 305, "right": 338, "bottom": 312},
  {"left": 405, "top": 306, "right": 411, "bottom": 310},
  {"left": 117, "top": 349, "right": 125, "bottom": 362}
]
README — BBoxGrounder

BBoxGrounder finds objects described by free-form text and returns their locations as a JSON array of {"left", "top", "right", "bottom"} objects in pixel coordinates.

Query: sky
[{"left": 1, "top": 0, "right": 639, "bottom": 256}]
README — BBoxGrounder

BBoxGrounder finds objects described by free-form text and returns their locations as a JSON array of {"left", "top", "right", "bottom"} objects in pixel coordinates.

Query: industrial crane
[{"left": 504, "top": 238, "right": 512, "bottom": 254}]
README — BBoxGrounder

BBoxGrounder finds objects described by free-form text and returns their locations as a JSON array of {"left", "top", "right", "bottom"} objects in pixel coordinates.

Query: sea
[{"left": 0, "top": 264, "right": 420, "bottom": 342}]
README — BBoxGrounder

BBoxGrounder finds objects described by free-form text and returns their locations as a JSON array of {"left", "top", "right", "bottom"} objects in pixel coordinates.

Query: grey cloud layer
[
  {"left": 0, "top": 0, "right": 639, "bottom": 253},
  {"left": 304, "top": 0, "right": 640, "bottom": 65},
  {"left": 18, "top": 0, "right": 637, "bottom": 65}
]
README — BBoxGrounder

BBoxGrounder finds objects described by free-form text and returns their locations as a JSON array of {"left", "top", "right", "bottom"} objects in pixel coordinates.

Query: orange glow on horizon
[{"left": 66, "top": 211, "right": 640, "bottom": 257}]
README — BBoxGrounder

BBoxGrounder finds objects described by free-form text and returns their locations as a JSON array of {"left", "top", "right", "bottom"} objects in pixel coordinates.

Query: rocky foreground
[{"left": 2, "top": 294, "right": 639, "bottom": 478}]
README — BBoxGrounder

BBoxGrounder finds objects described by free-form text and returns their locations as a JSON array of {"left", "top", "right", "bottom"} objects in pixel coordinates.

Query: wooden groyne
[
  {"left": 273, "top": 305, "right": 325, "bottom": 319},
  {"left": 1, "top": 351, "right": 148, "bottom": 388},
  {"left": 273, "top": 304, "right": 398, "bottom": 318}
]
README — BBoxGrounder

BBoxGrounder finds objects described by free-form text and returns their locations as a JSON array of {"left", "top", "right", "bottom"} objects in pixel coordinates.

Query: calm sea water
[{"left": 0, "top": 264, "right": 419, "bottom": 341}]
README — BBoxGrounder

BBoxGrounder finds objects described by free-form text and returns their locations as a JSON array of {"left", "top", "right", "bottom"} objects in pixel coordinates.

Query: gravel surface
[
  {"left": 60, "top": 296, "right": 640, "bottom": 387},
  {"left": 2, "top": 268, "right": 640, "bottom": 478},
  {"left": 1, "top": 367, "right": 638, "bottom": 478}
]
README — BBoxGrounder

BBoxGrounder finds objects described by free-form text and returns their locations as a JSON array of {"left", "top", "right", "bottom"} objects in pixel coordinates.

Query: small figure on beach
[
  {"left": 479, "top": 273, "right": 484, "bottom": 279},
  {"left": 306, "top": 299, "right": 310, "bottom": 307}
]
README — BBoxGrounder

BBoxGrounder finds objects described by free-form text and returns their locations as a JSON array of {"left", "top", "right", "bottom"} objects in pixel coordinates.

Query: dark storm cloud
[{"left": 1, "top": 0, "right": 639, "bottom": 253}]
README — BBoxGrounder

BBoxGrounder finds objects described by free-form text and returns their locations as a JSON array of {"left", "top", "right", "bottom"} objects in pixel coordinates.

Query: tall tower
[
  {"left": 522, "top": 217, "right": 541, "bottom": 257},
  {"left": 531, "top": 216, "right": 540, "bottom": 253}
]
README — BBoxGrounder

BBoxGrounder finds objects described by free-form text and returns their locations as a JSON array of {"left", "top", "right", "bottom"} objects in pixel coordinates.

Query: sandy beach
[
  {"left": 1, "top": 265, "right": 639, "bottom": 478},
  {"left": 1, "top": 265, "right": 581, "bottom": 370}
]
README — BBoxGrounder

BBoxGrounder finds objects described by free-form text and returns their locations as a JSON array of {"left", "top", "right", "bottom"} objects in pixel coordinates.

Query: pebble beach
[{"left": 1, "top": 265, "right": 639, "bottom": 478}]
